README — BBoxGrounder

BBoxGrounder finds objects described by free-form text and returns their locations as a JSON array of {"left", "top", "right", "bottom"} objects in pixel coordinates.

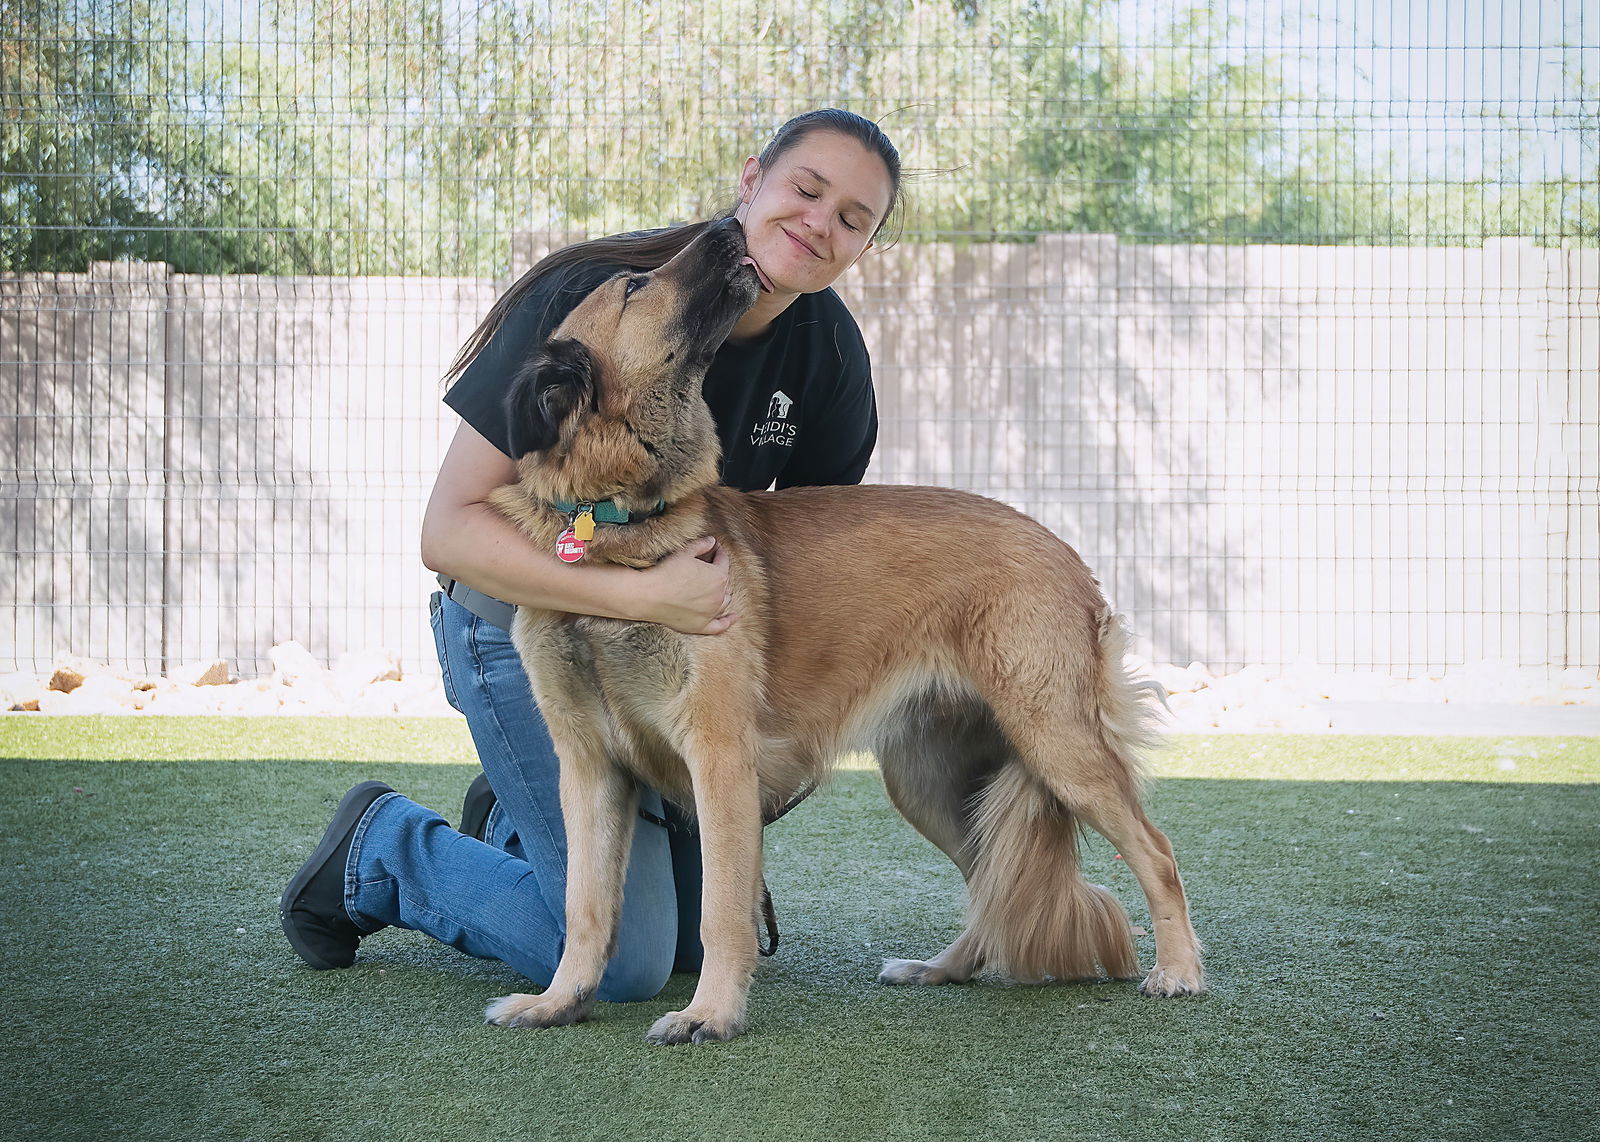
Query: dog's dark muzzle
[{"left": 658, "top": 218, "right": 761, "bottom": 348}]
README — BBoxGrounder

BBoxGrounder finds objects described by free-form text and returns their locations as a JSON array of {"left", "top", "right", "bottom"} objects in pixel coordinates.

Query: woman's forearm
[
  {"left": 422, "top": 500, "right": 656, "bottom": 620},
  {"left": 421, "top": 421, "right": 734, "bottom": 633},
  {"left": 422, "top": 499, "right": 737, "bottom": 634}
]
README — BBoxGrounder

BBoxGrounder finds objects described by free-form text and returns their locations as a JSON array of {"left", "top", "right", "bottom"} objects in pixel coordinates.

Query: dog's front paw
[
  {"left": 484, "top": 991, "right": 593, "bottom": 1029},
  {"left": 645, "top": 1007, "right": 746, "bottom": 1045},
  {"left": 879, "top": 957, "right": 955, "bottom": 986},
  {"left": 1138, "top": 964, "right": 1206, "bottom": 997}
]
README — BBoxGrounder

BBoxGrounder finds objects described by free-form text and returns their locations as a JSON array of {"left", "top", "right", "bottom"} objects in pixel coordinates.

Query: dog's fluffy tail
[
  {"left": 963, "top": 607, "right": 1162, "bottom": 983},
  {"left": 964, "top": 763, "right": 1138, "bottom": 982}
]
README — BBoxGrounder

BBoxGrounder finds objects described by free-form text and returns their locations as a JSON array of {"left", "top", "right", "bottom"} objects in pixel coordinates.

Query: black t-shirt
[{"left": 444, "top": 258, "right": 877, "bottom": 492}]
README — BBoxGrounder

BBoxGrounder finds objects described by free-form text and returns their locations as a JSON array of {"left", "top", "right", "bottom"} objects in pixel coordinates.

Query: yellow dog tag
[{"left": 572, "top": 506, "right": 597, "bottom": 541}]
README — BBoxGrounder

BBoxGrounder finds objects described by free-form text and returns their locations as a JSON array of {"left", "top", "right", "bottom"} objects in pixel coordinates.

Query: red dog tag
[{"left": 555, "top": 528, "right": 587, "bottom": 563}]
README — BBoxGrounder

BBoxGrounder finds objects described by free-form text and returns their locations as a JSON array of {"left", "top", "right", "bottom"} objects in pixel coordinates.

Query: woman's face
[{"left": 733, "top": 131, "right": 895, "bottom": 296}]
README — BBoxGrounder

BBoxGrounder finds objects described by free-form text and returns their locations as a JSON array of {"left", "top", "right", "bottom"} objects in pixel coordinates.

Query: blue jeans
[{"left": 342, "top": 592, "right": 702, "bottom": 1001}]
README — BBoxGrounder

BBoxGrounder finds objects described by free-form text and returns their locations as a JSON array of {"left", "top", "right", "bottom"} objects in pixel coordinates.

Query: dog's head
[{"left": 504, "top": 217, "right": 761, "bottom": 507}]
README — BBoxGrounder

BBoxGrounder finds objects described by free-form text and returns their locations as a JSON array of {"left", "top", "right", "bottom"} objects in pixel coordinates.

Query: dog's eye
[{"left": 625, "top": 276, "right": 647, "bottom": 298}]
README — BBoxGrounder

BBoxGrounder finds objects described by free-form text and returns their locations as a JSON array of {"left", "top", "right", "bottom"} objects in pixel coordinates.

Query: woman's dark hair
[{"left": 444, "top": 109, "right": 902, "bottom": 383}]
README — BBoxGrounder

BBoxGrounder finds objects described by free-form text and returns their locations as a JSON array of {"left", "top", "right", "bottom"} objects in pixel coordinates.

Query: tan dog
[{"left": 483, "top": 217, "right": 1204, "bottom": 1044}]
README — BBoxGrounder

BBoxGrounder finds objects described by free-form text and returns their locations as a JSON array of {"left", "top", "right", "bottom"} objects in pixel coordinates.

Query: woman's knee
[{"left": 596, "top": 938, "right": 676, "bottom": 1003}]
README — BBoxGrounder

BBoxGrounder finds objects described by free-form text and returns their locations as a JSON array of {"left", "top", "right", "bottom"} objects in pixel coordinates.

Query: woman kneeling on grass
[{"left": 280, "top": 108, "right": 902, "bottom": 1000}]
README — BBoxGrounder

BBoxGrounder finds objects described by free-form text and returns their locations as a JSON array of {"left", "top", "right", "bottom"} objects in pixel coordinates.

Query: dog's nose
[{"left": 709, "top": 215, "right": 746, "bottom": 253}]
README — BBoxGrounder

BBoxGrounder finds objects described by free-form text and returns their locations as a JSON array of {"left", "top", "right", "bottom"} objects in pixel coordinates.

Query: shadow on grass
[{"left": 3, "top": 755, "right": 1595, "bottom": 1142}]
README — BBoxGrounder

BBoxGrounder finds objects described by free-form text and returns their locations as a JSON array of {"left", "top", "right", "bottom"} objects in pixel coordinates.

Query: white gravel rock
[
  {"left": 35, "top": 674, "right": 139, "bottom": 714},
  {"left": 4, "top": 648, "right": 1595, "bottom": 729},
  {"left": 278, "top": 677, "right": 345, "bottom": 715},
  {"left": 35, "top": 690, "right": 79, "bottom": 714},
  {"left": 1153, "top": 662, "right": 1212, "bottom": 695},
  {"left": 1434, "top": 660, "right": 1553, "bottom": 705},
  {"left": 330, "top": 650, "right": 403, "bottom": 702},
  {"left": 2, "top": 672, "right": 46, "bottom": 710},
  {"left": 269, "top": 641, "right": 326, "bottom": 688},
  {"left": 170, "top": 659, "right": 231, "bottom": 687},
  {"left": 336, "top": 649, "right": 402, "bottom": 683},
  {"left": 141, "top": 686, "right": 228, "bottom": 716},
  {"left": 1555, "top": 667, "right": 1600, "bottom": 695}
]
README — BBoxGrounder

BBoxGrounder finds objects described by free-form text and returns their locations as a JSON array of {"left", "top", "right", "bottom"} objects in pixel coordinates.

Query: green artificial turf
[{"left": 3, "top": 717, "right": 1596, "bottom": 1142}]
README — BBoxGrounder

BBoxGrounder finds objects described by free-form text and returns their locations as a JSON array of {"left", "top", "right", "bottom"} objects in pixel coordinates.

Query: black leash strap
[
  {"left": 764, "top": 778, "right": 819, "bottom": 827},
  {"left": 759, "top": 881, "right": 780, "bottom": 957},
  {"left": 637, "top": 805, "right": 687, "bottom": 832}
]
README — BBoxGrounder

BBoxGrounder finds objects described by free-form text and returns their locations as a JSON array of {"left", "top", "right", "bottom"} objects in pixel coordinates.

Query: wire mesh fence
[{"left": 3, "top": 0, "right": 1597, "bottom": 678}]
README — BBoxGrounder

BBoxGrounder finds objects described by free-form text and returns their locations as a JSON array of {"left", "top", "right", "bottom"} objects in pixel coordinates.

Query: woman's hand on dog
[
  {"left": 640, "top": 536, "right": 739, "bottom": 635},
  {"left": 424, "top": 423, "right": 736, "bottom": 635}
]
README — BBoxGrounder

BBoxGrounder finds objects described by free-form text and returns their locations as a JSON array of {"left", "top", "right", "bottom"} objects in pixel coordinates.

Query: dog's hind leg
[
  {"left": 1065, "top": 612, "right": 1204, "bottom": 997},
  {"left": 1071, "top": 793, "right": 1205, "bottom": 997},
  {"left": 962, "top": 754, "right": 1142, "bottom": 984},
  {"left": 978, "top": 606, "right": 1204, "bottom": 995},
  {"left": 874, "top": 690, "right": 1003, "bottom": 986},
  {"left": 1001, "top": 702, "right": 1204, "bottom": 994},
  {"left": 879, "top": 929, "right": 985, "bottom": 986},
  {"left": 485, "top": 748, "right": 640, "bottom": 1029}
]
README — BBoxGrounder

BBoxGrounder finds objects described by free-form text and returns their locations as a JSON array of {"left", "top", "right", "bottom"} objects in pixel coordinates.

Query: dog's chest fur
[
  {"left": 569, "top": 614, "right": 690, "bottom": 712},
  {"left": 513, "top": 610, "right": 713, "bottom": 799}
]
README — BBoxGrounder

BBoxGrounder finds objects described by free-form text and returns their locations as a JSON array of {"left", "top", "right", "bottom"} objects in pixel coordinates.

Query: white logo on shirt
[{"left": 752, "top": 390, "right": 797, "bottom": 449}]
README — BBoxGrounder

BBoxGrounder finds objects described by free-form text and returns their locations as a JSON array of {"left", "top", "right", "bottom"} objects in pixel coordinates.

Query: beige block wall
[{"left": 2, "top": 238, "right": 1595, "bottom": 676}]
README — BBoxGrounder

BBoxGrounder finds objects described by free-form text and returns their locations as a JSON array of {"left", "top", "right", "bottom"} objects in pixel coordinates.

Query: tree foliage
[
  {"left": 2, "top": 0, "right": 316, "bottom": 270},
  {"left": 2, "top": 0, "right": 1592, "bottom": 274}
]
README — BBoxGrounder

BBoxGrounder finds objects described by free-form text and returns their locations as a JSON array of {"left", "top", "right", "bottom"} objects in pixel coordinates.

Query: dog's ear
[{"left": 504, "top": 338, "right": 595, "bottom": 457}]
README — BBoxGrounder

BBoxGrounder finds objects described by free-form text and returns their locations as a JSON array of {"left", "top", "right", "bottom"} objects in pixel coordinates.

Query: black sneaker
[
  {"left": 280, "top": 781, "right": 394, "bottom": 969},
  {"left": 459, "top": 772, "right": 495, "bottom": 842}
]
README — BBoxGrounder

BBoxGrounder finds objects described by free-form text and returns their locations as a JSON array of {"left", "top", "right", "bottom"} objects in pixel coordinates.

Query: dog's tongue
[{"left": 739, "top": 256, "right": 774, "bottom": 293}]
